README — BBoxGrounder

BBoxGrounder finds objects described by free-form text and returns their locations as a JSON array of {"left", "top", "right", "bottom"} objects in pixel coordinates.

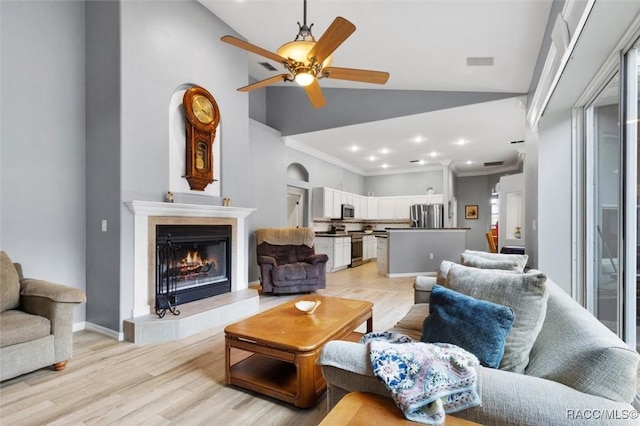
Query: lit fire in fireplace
[{"left": 177, "top": 250, "right": 218, "bottom": 278}]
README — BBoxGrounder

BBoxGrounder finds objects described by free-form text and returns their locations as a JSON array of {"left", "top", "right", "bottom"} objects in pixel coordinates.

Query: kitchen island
[{"left": 378, "top": 228, "right": 468, "bottom": 277}]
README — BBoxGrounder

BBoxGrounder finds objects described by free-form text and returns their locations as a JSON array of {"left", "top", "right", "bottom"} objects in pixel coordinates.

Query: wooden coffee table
[
  {"left": 224, "top": 295, "right": 373, "bottom": 408},
  {"left": 319, "top": 392, "right": 481, "bottom": 425}
]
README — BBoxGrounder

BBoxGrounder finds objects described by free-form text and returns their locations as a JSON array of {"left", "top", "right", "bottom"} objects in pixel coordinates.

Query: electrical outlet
[
  {"left": 101, "top": 219, "right": 107, "bottom": 232},
  {"left": 429, "top": 253, "right": 434, "bottom": 260}
]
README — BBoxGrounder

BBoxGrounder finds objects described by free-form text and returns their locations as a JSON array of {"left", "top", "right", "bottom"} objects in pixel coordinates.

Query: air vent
[
  {"left": 510, "top": 140, "right": 525, "bottom": 144},
  {"left": 258, "top": 62, "right": 277, "bottom": 71},
  {"left": 466, "top": 56, "right": 494, "bottom": 66},
  {"left": 409, "top": 160, "right": 420, "bottom": 163},
  {"left": 484, "top": 161, "right": 504, "bottom": 167}
]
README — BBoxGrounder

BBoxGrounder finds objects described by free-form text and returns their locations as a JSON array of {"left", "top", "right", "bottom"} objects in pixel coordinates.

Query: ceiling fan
[{"left": 220, "top": 0, "right": 390, "bottom": 108}]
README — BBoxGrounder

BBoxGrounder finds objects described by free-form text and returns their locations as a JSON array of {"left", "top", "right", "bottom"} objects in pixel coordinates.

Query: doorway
[{"left": 287, "top": 188, "right": 305, "bottom": 228}]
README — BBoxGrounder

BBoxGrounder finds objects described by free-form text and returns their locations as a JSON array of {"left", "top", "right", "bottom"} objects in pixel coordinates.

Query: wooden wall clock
[{"left": 183, "top": 86, "right": 220, "bottom": 191}]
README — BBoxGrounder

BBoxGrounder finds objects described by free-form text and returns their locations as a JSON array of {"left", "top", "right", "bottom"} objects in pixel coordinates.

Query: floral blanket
[{"left": 361, "top": 332, "right": 481, "bottom": 425}]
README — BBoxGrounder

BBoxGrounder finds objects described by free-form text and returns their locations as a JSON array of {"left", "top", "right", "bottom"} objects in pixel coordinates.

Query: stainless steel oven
[{"left": 349, "top": 232, "right": 363, "bottom": 267}]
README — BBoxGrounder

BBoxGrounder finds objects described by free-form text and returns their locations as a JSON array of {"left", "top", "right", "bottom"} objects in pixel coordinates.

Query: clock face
[{"left": 192, "top": 95, "right": 214, "bottom": 124}]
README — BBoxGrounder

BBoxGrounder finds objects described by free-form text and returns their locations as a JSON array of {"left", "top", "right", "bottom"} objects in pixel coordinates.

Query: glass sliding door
[
  {"left": 585, "top": 73, "right": 621, "bottom": 335},
  {"left": 625, "top": 44, "right": 639, "bottom": 349}
]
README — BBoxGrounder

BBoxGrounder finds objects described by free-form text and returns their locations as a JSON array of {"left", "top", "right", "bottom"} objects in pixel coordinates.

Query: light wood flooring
[{"left": 0, "top": 262, "right": 415, "bottom": 426}]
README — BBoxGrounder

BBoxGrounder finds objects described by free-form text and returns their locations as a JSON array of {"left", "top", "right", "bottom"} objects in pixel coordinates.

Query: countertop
[
  {"left": 315, "top": 231, "right": 387, "bottom": 237},
  {"left": 385, "top": 227, "right": 470, "bottom": 231}
]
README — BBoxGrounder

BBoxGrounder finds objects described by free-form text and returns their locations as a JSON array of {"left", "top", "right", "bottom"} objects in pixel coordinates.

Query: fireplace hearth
[{"left": 155, "top": 224, "right": 231, "bottom": 317}]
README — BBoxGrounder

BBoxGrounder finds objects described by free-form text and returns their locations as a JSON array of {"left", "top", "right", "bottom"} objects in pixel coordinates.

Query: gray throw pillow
[
  {"left": 460, "top": 253, "right": 523, "bottom": 272},
  {"left": 445, "top": 263, "right": 548, "bottom": 373},
  {"left": 463, "top": 250, "right": 528, "bottom": 272},
  {"left": 0, "top": 251, "right": 21, "bottom": 312},
  {"left": 436, "top": 260, "right": 454, "bottom": 285}
]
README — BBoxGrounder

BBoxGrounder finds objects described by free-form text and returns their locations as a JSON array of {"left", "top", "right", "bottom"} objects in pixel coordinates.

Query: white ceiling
[{"left": 200, "top": 0, "right": 553, "bottom": 175}]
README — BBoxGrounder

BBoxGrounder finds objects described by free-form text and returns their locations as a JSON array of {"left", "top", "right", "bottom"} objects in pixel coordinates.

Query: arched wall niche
[{"left": 287, "top": 162, "right": 309, "bottom": 182}]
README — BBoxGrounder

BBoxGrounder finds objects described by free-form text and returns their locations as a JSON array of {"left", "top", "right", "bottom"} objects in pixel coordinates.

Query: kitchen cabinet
[
  {"left": 363, "top": 234, "right": 377, "bottom": 261},
  {"left": 378, "top": 198, "right": 395, "bottom": 219},
  {"left": 377, "top": 196, "right": 411, "bottom": 219},
  {"left": 394, "top": 196, "right": 412, "bottom": 219},
  {"left": 312, "top": 187, "right": 340, "bottom": 218},
  {"left": 314, "top": 236, "right": 352, "bottom": 272},
  {"left": 367, "top": 197, "right": 379, "bottom": 220},
  {"left": 357, "top": 195, "right": 368, "bottom": 219},
  {"left": 312, "top": 187, "right": 444, "bottom": 220}
]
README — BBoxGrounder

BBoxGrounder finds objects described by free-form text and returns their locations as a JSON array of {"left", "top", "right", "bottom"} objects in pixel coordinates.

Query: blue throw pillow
[{"left": 421, "top": 285, "right": 515, "bottom": 368}]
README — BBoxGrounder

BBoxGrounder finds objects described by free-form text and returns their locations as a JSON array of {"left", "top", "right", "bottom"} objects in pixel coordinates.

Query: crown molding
[{"left": 283, "top": 137, "right": 365, "bottom": 175}]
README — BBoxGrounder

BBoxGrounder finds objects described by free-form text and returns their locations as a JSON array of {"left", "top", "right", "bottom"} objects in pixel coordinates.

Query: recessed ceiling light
[
  {"left": 412, "top": 136, "right": 425, "bottom": 143},
  {"left": 466, "top": 160, "right": 473, "bottom": 165},
  {"left": 429, "top": 151, "right": 438, "bottom": 158},
  {"left": 380, "top": 148, "right": 390, "bottom": 154},
  {"left": 455, "top": 139, "right": 467, "bottom": 146},
  {"left": 382, "top": 163, "right": 389, "bottom": 169},
  {"left": 349, "top": 145, "right": 360, "bottom": 152},
  {"left": 368, "top": 155, "right": 377, "bottom": 161}
]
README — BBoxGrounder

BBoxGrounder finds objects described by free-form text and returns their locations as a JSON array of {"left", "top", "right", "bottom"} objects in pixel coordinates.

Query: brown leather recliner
[{"left": 255, "top": 228, "right": 328, "bottom": 294}]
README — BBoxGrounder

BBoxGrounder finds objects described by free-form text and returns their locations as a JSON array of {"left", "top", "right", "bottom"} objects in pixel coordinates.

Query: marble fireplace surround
[{"left": 124, "top": 201, "right": 259, "bottom": 344}]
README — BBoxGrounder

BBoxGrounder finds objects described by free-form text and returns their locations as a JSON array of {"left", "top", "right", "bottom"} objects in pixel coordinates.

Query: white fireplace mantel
[{"left": 125, "top": 201, "right": 255, "bottom": 318}]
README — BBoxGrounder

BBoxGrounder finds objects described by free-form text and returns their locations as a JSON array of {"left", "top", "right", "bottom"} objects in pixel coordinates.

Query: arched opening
[{"left": 286, "top": 163, "right": 310, "bottom": 228}]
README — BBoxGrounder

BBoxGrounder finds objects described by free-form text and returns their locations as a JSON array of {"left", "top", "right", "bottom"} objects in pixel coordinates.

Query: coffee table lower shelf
[{"left": 228, "top": 354, "right": 299, "bottom": 404}]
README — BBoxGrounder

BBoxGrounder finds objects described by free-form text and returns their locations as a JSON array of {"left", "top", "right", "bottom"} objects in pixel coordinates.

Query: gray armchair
[
  {"left": 1, "top": 251, "right": 86, "bottom": 381},
  {"left": 255, "top": 228, "right": 328, "bottom": 294}
]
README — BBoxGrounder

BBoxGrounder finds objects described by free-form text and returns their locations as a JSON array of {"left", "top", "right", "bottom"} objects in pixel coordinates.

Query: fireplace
[
  {"left": 155, "top": 224, "right": 231, "bottom": 317},
  {"left": 124, "top": 201, "right": 258, "bottom": 345}
]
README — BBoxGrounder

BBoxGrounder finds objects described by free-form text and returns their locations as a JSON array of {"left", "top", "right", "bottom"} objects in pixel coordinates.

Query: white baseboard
[
  {"left": 248, "top": 279, "right": 261, "bottom": 287},
  {"left": 73, "top": 321, "right": 85, "bottom": 332},
  {"left": 84, "top": 322, "right": 124, "bottom": 341}
]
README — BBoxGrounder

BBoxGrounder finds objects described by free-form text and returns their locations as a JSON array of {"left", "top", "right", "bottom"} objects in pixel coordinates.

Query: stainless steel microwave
[{"left": 341, "top": 204, "right": 355, "bottom": 219}]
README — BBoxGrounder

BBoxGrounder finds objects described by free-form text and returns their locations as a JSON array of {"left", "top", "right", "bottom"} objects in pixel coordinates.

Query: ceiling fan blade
[
  {"left": 238, "top": 74, "right": 290, "bottom": 92},
  {"left": 304, "top": 79, "right": 327, "bottom": 108},
  {"left": 307, "top": 17, "right": 356, "bottom": 64},
  {"left": 323, "top": 67, "right": 390, "bottom": 84},
  {"left": 221, "top": 35, "right": 286, "bottom": 64}
]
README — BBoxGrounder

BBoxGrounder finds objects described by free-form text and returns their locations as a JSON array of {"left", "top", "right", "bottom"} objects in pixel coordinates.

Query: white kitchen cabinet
[
  {"left": 312, "top": 187, "right": 340, "bottom": 219},
  {"left": 367, "top": 197, "right": 379, "bottom": 219},
  {"left": 394, "top": 196, "right": 412, "bottom": 219},
  {"left": 378, "top": 198, "right": 395, "bottom": 219},
  {"left": 363, "top": 234, "right": 377, "bottom": 261},
  {"left": 312, "top": 187, "right": 444, "bottom": 220},
  {"left": 357, "top": 195, "right": 368, "bottom": 219},
  {"left": 333, "top": 191, "right": 343, "bottom": 218},
  {"left": 314, "top": 236, "right": 352, "bottom": 272}
]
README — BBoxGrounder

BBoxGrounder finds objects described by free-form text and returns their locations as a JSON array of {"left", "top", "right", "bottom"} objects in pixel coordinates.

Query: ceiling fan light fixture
[
  {"left": 276, "top": 40, "right": 333, "bottom": 68},
  {"left": 294, "top": 70, "right": 315, "bottom": 86}
]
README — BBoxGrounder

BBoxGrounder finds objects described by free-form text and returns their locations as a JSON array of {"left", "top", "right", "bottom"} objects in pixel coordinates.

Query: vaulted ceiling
[{"left": 201, "top": 0, "right": 554, "bottom": 176}]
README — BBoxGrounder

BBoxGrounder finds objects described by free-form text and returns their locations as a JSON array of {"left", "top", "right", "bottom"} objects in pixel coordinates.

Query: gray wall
[
  {"left": 248, "top": 120, "right": 288, "bottom": 282},
  {"left": 1, "top": 1, "right": 87, "bottom": 323},
  {"left": 524, "top": 128, "right": 539, "bottom": 268},
  {"left": 537, "top": 109, "right": 572, "bottom": 293},
  {"left": 388, "top": 230, "right": 467, "bottom": 274},
  {"left": 455, "top": 175, "right": 493, "bottom": 251},
  {"left": 117, "top": 0, "right": 251, "bottom": 328},
  {"left": 365, "top": 170, "right": 443, "bottom": 197},
  {"left": 86, "top": 0, "right": 122, "bottom": 331},
  {"left": 286, "top": 148, "right": 366, "bottom": 195}
]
